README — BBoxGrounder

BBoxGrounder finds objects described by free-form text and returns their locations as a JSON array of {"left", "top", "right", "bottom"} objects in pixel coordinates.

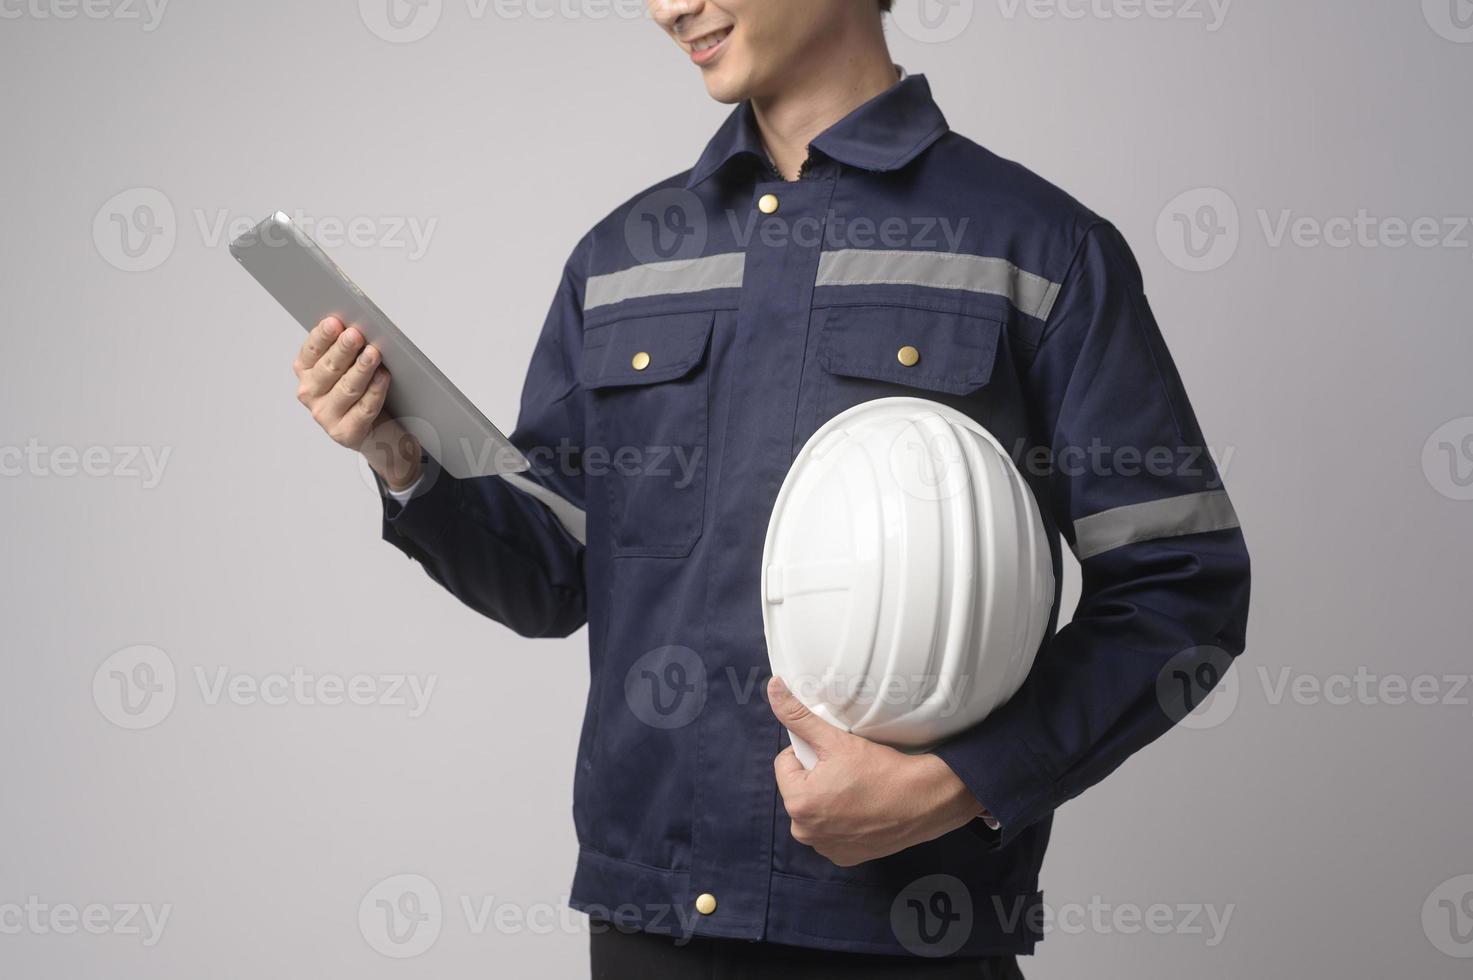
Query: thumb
[{"left": 768, "top": 677, "right": 843, "bottom": 760}]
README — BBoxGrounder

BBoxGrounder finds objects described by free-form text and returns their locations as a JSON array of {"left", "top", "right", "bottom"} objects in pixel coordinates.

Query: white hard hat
[{"left": 762, "top": 397, "right": 1055, "bottom": 768}]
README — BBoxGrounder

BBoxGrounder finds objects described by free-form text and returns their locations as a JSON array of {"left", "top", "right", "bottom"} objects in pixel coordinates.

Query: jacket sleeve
[
  {"left": 932, "top": 221, "right": 1252, "bottom": 846},
  {"left": 377, "top": 238, "right": 591, "bottom": 639}
]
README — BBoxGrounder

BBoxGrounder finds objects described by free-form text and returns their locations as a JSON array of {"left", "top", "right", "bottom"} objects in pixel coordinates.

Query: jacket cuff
[
  {"left": 378, "top": 455, "right": 454, "bottom": 548},
  {"left": 932, "top": 725, "right": 1060, "bottom": 850}
]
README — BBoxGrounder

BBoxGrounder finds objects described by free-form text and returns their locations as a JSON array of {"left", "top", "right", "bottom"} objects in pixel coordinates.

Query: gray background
[{"left": 3, "top": 0, "right": 1471, "bottom": 976}]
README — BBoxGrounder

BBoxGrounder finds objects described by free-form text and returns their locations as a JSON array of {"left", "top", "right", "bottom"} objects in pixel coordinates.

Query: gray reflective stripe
[
  {"left": 816, "top": 249, "right": 1064, "bottom": 321},
  {"left": 1073, "top": 490, "right": 1239, "bottom": 561},
  {"left": 584, "top": 253, "right": 745, "bottom": 312},
  {"left": 501, "top": 472, "right": 587, "bottom": 546}
]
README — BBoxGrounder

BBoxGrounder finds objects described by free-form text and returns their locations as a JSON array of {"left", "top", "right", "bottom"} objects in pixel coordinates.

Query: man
[{"left": 290, "top": 0, "right": 1251, "bottom": 974}]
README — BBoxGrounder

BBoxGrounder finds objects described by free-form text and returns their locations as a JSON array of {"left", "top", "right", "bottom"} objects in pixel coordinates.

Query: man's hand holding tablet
[{"left": 291, "top": 315, "right": 421, "bottom": 492}]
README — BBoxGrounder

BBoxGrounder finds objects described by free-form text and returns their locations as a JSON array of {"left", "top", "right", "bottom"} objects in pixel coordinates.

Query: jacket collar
[{"left": 685, "top": 74, "right": 949, "bottom": 189}]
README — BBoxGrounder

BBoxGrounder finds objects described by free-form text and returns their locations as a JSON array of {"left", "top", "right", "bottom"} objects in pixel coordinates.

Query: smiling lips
[{"left": 687, "top": 26, "right": 732, "bottom": 66}]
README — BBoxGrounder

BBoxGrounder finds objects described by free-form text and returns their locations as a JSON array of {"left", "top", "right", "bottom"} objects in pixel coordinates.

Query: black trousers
[{"left": 590, "top": 924, "right": 1025, "bottom": 980}]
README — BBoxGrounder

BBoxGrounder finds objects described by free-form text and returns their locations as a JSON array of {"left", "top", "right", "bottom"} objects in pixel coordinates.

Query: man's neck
[{"left": 750, "top": 36, "right": 899, "bottom": 182}]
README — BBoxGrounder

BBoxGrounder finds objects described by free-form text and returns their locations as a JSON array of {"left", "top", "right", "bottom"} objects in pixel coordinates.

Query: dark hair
[{"left": 880, "top": 0, "right": 894, "bottom": 10}]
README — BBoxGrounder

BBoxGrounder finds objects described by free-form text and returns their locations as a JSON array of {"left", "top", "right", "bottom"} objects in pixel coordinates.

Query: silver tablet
[{"left": 231, "top": 212, "right": 529, "bottom": 480}]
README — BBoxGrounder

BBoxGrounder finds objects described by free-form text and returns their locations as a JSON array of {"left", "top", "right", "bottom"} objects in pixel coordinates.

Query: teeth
[{"left": 691, "top": 28, "right": 730, "bottom": 52}]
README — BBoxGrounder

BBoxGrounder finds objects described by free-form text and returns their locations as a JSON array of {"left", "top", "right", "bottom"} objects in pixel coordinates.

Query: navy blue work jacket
[{"left": 380, "top": 75, "right": 1251, "bottom": 957}]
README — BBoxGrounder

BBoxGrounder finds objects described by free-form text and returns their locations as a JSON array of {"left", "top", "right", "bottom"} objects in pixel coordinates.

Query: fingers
[
  {"left": 773, "top": 746, "right": 813, "bottom": 846},
  {"left": 291, "top": 317, "right": 408, "bottom": 467},
  {"left": 326, "top": 369, "right": 391, "bottom": 448},
  {"left": 298, "top": 325, "right": 365, "bottom": 400},
  {"left": 292, "top": 316, "right": 388, "bottom": 446},
  {"left": 767, "top": 677, "right": 840, "bottom": 760},
  {"left": 294, "top": 316, "right": 342, "bottom": 376},
  {"left": 318, "top": 343, "right": 382, "bottom": 423},
  {"left": 773, "top": 745, "right": 806, "bottom": 787},
  {"left": 323, "top": 367, "right": 390, "bottom": 448},
  {"left": 354, "top": 368, "right": 391, "bottom": 425}
]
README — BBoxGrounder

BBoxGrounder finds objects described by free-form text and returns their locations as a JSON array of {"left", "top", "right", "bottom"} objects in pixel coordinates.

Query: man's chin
[{"left": 702, "top": 68, "right": 754, "bottom": 106}]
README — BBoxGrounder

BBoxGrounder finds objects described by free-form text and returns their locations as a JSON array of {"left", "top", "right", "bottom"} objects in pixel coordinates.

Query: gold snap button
[
  {"left": 695, "top": 893, "right": 717, "bottom": 916},
  {"left": 631, "top": 351, "right": 651, "bottom": 371},
  {"left": 897, "top": 345, "right": 920, "bottom": 367},
  {"left": 758, "top": 194, "right": 779, "bottom": 215}
]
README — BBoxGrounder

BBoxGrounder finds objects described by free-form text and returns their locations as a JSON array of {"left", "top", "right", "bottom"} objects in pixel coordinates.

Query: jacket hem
[{"left": 569, "top": 846, "right": 1042, "bottom": 957}]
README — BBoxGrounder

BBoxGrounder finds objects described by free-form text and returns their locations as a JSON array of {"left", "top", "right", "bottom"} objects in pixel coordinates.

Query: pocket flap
[
  {"left": 579, "top": 311, "right": 715, "bottom": 389},
  {"left": 819, "top": 305, "right": 1001, "bottom": 396}
]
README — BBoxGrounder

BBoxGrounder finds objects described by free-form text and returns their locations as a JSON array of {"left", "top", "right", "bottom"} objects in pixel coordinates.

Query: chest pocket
[
  {"left": 802, "top": 304, "right": 1004, "bottom": 441},
  {"left": 579, "top": 311, "right": 714, "bottom": 558}
]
